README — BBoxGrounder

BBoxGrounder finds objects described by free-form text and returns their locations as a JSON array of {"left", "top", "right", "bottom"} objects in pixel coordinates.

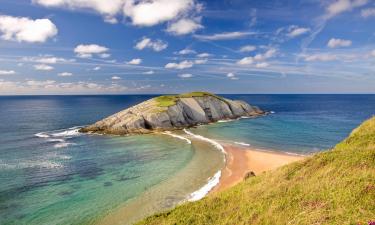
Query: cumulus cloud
[
  {"left": 33, "top": 0, "right": 123, "bottom": 15},
  {"left": 0, "top": 70, "right": 15, "bottom": 75},
  {"left": 123, "top": 0, "right": 196, "bottom": 26},
  {"left": 236, "top": 57, "right": 254, "bottom": 65},
  {"left": 165, "top": 60, "right": 194, "bottom": 69},
  {"left": 111, "top": 76, "right": 121, "bottom": 80},
  {"left": 178, "top": 73, "right": 193, "bottom": 78},
  {"left": 287, "top": 26, "right": 310, "bottom": 38},
  {"left": 237, "top": 48, "right": 277, "bottom": 65},
  {"left": 194, "top": 31, "right": 254, "bottom": 41},
  {"left": 197, "top": 53, "right": 212, "bottom": 58},
  {"left": 135, "top": 37, "right": 168, "bottom": 52},
  {"left": 327, "top": 38, "right": 352, "bottom": 48},
  {"left": 326, "top": 0, "right": 369, "bottom": 18},
  {"left": 34, "top": 64, "right": 54, "bottom": 71},
  {"left": 74, "top": 44, "right": 109, "bottom": 58},
  {"left": 143, "top": 70, "right": 154, "bottom": 75},
  {"left": 239, "top": 45, "right": 256, "bottom": 52},
  {"left": 226, "top": 72, "right": 238, "bottom": 80},
  {"left": 0, "top": 15, "right": 57, "bottom": 43},
  {"left": 58, "top": 72, "right": 73, "bottom": 77},
  {"left": 177, "top": 48, "right": 196, "bottom": 55},
  {"left": 127, "top": 58, "right": 142, "bottom": 65},
  {"left": 361, "top": 8, "right": 375, "bottom": 17},
  {"left": 166, "top": 18, "right": 203, "bottom": 35}
]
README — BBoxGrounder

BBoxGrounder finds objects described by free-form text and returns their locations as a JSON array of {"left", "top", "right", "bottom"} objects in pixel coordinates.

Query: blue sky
[{"left": 0, "top": 0, "right": 374, "bottom": 94}]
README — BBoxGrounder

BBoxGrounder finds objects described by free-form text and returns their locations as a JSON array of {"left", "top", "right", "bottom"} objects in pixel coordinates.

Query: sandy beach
[{"left": 212, "top": 144, "right": 306, "bottom": 193}]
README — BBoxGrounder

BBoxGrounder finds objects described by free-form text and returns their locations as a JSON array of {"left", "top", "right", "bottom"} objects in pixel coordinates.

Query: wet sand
[{"left": 212, "top": 144, "right": 306, "bottom": 193}]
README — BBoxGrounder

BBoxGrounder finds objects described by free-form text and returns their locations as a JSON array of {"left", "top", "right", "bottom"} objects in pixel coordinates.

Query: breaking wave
[
  {"left": 162, "top": 131, "right": 192, "bottom": 144},
  {"left": 188, "top": 170, "right": 221, "bottom": 201}
]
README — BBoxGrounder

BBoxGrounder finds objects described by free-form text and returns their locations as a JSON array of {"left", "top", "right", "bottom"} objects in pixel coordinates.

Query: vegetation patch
[
  {"left": 154, "top": 92, "right": 227, "bottom": 107},
  {"left": 137, "top": 116, "right": 375, "bottom": 225}
]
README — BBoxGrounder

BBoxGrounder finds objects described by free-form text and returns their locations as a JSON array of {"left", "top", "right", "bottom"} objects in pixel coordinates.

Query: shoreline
[{"left": 212, "top": 144, "right": 306, "bottom": 193}]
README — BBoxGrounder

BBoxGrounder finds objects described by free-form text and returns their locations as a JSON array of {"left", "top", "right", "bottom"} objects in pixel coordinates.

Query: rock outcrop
[{"left": 79, "top": 92, "right": 265, "bottom": 135}]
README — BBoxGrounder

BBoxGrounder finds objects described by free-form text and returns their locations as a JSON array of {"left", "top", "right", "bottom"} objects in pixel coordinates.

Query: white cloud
[
  {"left": 178, "top": 73, "right": 193, "bottom": 78},
  {"left": 197, "top": 53, "right": 212, "bottom": 58},
  {"left": 371, "top": 50, "right": 375, "bottom": 57},
  {"left": 287, "top": 26, "right": 310, "bottom": 38},
  {"left": 255, "top": 62, "right": 269, "bottom": 68},
  {"left": 93, "top": 66, "right": 101, "bottom": 71},
  {"left": 99, "top": 53, "right": 111, "bottom": 58},
  {"left": 361, "top": 8, "right": 375, "bottom": 17},
  {"left": 166, "top": 18, "right": 203, "bottom": 35},
  {"left": 226, "top": 73, "right": 238, "bottom": 80},
  {"left": 111, "top": 76, "right": 121, "bottom": 80},
  {"left": 127, "top": 58, "right": 142, "bottom": 65},
  {"left": 74, "top": 44, "right": 109, "bottom": 58},
  {"left": 135, "top": 37, "right": 168, "bottom": 52},
  {"left": 326, "top": 0, "right": 369, "bottom": 18},
  {"left": 237, "top": 48, "right": 276, "bottom": 66},
  {"left": 0, "top": 15, "right": 57, "bottom": 43},
  {"left": 194, "top": 59, "right": 207, "bottom": 64},
  {"left": 34, "top": 64, "right": 54, "bottom": 71},
  {"left": 33, "top": 0, "right": 124, "bottom": 17},
  {"left": 254, "top": 48, "right": 277, "bottom": 61},
  {"left": 143, "top": 70, "right": 154, "bottom": 75},
  {"left": 165, "top": 60, "right": 194, "bottom": 69},
  {"left": 0, "top": 70, "right": 15, "bottom": 75},
  {"left": 303, "top": 53, "right": 337, "bottom": 62},
  {"left": 58, "top": 72, "right": 73, "bottom": 77},
  {"left": 194, "top": 31, "right": 254, "bottom": 41},
  {"left": 239, "top": 45, "right": 256, "bottom": 52},
  {"left": 123, "top": 0, "right": 196, "bottom": 26},
  {"left": 23, "top": 56, "right": 74, "bottom": 64},
  {"left": 327, "top": 38, "right": 352, "bottom": 48},
  {"left": 237, "top": 56, "right": 254, "bottom": 65},
  {"left": 177, "top": 48, "right": 196, "bottom": 55}
]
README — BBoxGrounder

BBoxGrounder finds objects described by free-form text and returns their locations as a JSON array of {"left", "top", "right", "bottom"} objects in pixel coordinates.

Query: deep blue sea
[{"left": 0, "top": 94, "right": 374, "bottom": 225}]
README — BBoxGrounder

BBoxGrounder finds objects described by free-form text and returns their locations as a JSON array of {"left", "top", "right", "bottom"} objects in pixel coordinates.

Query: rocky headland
[{"left": 79, "top": 92, "right": 265, "bottom": 135}]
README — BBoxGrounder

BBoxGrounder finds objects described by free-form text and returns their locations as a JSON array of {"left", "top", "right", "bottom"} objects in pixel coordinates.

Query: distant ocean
[{"left": 0, "top": 94, "right": 374, "bottom": 225}]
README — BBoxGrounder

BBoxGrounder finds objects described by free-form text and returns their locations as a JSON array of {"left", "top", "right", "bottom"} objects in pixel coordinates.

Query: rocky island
[{"left": 80, "top": 92, "right": 265, "bottom": 135}]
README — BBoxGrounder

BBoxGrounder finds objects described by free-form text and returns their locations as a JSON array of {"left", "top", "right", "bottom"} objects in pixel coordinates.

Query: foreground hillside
[{"left": 138, "top": 116, "right": 375, "bottom": 225}]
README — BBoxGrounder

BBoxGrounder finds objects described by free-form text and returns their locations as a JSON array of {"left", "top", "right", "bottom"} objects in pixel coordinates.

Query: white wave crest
[
  {"left": 234, "top": 141, "right": 251, "bottom": 147},
  {"left": 162, "top": 131, "right": 192, "bottom": 144},
  {"left": 183, "top": 129, "right": 225, "bottom": 154},
  {"left": 35, "top": 132, "right": 50, "bottom": 138},
  {"left": 188, "top": 170, "right": 221, "bottom": 202},
  {"left": 51, "top": 128, "right": 81, "bottom": 137}
]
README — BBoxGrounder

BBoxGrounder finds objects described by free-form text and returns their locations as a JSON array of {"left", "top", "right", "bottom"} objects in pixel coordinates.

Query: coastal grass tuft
[
  {"left": 137, "top": 116, "right": 375, "bottom": 225},
  {"left": 154, "top": 92, "right": 226, "bottom": 107}
]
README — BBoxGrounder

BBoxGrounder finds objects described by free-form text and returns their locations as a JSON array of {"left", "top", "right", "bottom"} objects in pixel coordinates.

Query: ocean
[{"left": 0, "top": 94, "right": 374, "bottom": 225}]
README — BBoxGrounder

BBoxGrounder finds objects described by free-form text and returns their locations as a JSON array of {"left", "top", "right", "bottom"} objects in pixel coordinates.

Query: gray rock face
[{"left": 80, "top": 94, "right": 265, "bottom": 135}]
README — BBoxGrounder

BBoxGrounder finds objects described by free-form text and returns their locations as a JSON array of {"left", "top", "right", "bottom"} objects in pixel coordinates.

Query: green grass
[
  {"left": 154, "top": 92, "right": 225, "bottom": 107},
  {"left": 138, "top": 116, "right": 375, "bottom": 225}
]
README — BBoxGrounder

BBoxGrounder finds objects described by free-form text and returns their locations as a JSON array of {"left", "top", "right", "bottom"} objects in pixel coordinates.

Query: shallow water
[{"left": 0, "top": 95, "right": 374, "bottom": 224}]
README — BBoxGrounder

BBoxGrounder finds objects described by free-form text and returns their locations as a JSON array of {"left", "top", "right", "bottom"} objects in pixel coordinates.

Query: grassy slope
[
  {"left": 138, "top": 116, "right": 375, "bottom": 225},
  {"left": 154, "top": 92, "right": 225, "bottom": 107}
]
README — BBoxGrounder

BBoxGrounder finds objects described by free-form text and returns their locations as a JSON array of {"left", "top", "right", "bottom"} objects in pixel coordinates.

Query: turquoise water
[{"left": 0, "top": 95, "right": 374, "bottom": 224}]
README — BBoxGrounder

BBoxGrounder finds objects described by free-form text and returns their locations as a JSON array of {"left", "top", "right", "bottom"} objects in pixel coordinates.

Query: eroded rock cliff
[{"left": 79, "top": 92, "right": 265, "bottom": 135}]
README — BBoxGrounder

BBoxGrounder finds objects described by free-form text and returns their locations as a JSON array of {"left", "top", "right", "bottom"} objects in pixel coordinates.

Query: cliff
[{"left": 79, "top": 92, "right": 265, "bottom": 135}]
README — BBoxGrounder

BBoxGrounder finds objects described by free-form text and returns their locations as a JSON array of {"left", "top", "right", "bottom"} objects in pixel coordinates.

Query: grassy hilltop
[{"left": 138, "top": 116, "right": 375, "bottom": 225}]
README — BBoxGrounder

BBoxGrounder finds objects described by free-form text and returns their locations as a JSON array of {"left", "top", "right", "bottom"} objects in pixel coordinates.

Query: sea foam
[
  {"left": 188, "top": 170, "right": 221, "bottom": 201},
  {"left": 183, "top": 129, "right": 226, "bottom": 154},
  {"left": 162, "top": 131, "right": 192, "bottom": 144}
]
